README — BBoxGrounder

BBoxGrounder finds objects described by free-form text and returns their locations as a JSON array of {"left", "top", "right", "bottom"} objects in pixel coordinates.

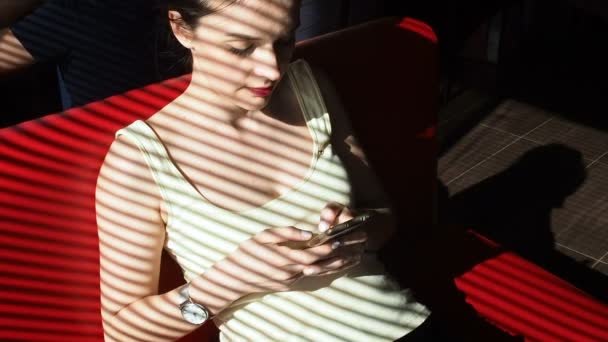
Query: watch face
[{"left": 181, "top": 302, "right": 209, "bottom": 325}]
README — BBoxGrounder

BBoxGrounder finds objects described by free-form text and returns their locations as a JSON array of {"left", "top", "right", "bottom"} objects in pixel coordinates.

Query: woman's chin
[{"left": 238, "top": 97, "right": 270, "bottom": 111}]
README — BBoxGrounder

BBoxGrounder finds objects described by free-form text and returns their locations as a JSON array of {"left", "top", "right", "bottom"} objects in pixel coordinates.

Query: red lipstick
[{"left": 249, "top": 86, "right": 273, "bottom": 97}]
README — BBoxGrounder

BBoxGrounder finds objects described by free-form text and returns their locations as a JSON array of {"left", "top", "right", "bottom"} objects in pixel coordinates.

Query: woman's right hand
[{"left": 189, "top": 226, "right": 364, "bottom": 313}]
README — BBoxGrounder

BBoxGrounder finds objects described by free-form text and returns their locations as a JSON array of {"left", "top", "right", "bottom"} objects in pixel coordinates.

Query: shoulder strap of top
[
  {"left": 288, "top": 59, "right": 332, "bottom": 149},
  {"left": 115, "top": 120, "right": 181, "bottom": 203}
]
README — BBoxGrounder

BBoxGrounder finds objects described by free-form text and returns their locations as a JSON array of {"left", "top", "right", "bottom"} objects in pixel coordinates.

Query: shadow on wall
[{"left": 443, "top": 143, "right": 608, "bottom": 302}]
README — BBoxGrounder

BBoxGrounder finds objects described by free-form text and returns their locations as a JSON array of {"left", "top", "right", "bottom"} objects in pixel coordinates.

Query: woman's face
[{"left": 185, "top": 0, "right": 299, "bottom": 112}]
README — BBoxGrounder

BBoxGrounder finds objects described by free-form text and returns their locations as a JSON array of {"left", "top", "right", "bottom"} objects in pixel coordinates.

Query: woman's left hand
[
  {"left": 318, "top": 202, "right": 352, "bottom": 233},
  {"left": 318, "top": 202, "right": 395, "bottom": 253},
  {"left": 300, "top": 202, "right": 369, "bottom": 276}
]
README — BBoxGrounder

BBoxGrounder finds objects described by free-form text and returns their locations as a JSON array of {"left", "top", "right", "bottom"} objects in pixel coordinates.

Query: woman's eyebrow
[
  {"left": 225, "top": 33, "right": 260, "bottom": 41},
  {"left": 226, "top": 24, "right": 298, "bottom": 41}
]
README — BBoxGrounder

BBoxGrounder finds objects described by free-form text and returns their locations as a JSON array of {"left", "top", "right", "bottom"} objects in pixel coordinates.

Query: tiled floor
[{"left": 438, "top": 97, "right": 608, "bottom": 299}]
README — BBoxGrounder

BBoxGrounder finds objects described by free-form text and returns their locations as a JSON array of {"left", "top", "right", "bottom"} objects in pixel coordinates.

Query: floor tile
[
  {"left": 444, "top": 138, "right": 543, "bottom": 195},
  {"left": 596, "top": 154, "right": 608, "bottom": 165},
  {"left": 439, "top": 124, "right": 518, "bottom": 186},
  {"left": 592, "top": 259, "right": 608, "bottom": 277},
  {"left": 525, "top": 117, "right": 608, "bottom": 162},
  {"left": 479, "top": 99, "right": 553, "bottom": 136},
  {"left": 438, "top": 90, "right": 500, "bottom": 154},
  {"left": 552, "top": 162, "right": 608, "bottom": 259},
  {"left": 555, "top": 243, "right": 599, "bottom": 266}
]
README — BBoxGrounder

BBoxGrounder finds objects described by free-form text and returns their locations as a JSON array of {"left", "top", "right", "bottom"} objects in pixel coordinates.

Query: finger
[
  {"left": 314, "top": 257, "right": 361, "bottom": 277},
  {"left": 254, "top": 226, "right": 313, "bottom": 244},
  {"left": 298, "top": 233, "right": 365, "bottom": 262},
  {"left": 281, "top": 243, "right": 335, "bottom": 265},
  {"left": 315, "top": 231, "right": 366, "bottom": 253},
  {"left": 243, "top": 241, "right": 326, "bottom": 271},
  {"left": 319, "top": 205, "right": 342, "bottom": 232},
  {"left": 303, "top": 254, "right": 359, "bottom": 276},
  {"left": 283, "top": 263, "right": 307, "bottom": 274},
  {"left": 329, "top": 243, "right": 366, "bottom": 260},
  {"left": 319, "top": 202, "right": 346, "bottom": 232},
  {"left": 302, "top": 256, "right": 346, "bottom": 275},
  {"left": 337, "top": 231, "right": 368, "bottom": 246},
  {"left": 224, "top": 251, "right": 305, "bottom": 283},
  {"left": 239, "top": 237, "right": 310, "bottom": 268},
  {"left": 335, "top": 206, "right": 354, "bottom": 225}
]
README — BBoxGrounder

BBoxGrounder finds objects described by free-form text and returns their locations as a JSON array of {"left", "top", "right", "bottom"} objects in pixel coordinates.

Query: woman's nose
[{"left": 253, "top": 46, "right": 281, "bottom": 81}]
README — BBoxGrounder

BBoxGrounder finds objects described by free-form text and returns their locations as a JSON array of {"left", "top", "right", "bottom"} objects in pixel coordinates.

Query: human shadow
[{"left": 442, "top": 143, "right": 608, "bottom": 303}]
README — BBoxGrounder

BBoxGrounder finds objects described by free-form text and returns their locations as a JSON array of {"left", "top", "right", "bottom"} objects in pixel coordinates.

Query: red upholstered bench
[
  {"left": 1, "top": 17, "right": 606, "bottom": 342},
  {"left": 454, "top": 231, "right": 608, "bottom": 342},
  {"left": 0, "top": 75, "right": 214, "bottom": 342}
]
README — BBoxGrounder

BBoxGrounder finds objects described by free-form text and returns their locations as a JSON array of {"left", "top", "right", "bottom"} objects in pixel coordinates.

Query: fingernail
[
  {"left": 301, "top": 231, "right": 313, "bottom": 239},
  {"left": 331, "top": 241, "right": 341, "bottom": 250},
  {"left": 319, "top": 221, "right": 330, "bottom": 232}
]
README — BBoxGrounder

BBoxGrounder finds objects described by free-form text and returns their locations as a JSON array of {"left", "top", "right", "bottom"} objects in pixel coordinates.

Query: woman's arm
[
  {"left": 0, "top": 1, "right": 42, "bottom": 74},
  {"left": 96, "top": 137, "right": 239, "bottom": 342},
  {"left": 0, "top": 29, "right": 35, "bottom": 74}
]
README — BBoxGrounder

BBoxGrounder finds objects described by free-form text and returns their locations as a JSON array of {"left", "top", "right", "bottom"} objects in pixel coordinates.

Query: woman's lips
[{"left": 248, "top": 87, "right": 273, "bottom": 97}]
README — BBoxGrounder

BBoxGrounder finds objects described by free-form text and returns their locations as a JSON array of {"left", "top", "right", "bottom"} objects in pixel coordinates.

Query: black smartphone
[
  {"left": 279, "top": 210, "right": 382, "bottom": 249},
  {"left": 303, "top": 211, "right": 376, "bottom": 248}
]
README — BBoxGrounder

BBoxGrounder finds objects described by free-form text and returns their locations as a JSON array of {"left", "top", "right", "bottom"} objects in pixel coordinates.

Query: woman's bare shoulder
[{"left": 97, "top": 133, "right": 161, "bottom": 204}]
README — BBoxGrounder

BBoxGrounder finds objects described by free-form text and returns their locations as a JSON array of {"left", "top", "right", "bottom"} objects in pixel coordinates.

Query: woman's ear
[{"left": 168, "top": 10, "right": 194, "bottom": 49}]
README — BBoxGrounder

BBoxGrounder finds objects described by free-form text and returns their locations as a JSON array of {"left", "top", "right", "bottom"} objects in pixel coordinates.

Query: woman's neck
[
  {"left": 179, "top": 72, "right": 253, "bottom": 123},
  {"left": 155, "top": 70, "right": 292, "bottom": 133}
]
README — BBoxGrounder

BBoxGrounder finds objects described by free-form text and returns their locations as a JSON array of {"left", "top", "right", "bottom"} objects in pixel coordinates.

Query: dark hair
[
  {"left": 157, "top": 0, "right": 241, "bottom": 77},
  {"left": 168, "top": 0, "right": 241, "bottom": 29}
]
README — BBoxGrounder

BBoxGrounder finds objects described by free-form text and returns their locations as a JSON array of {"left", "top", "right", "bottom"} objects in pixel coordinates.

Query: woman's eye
[{"left": 229, "top": 45, "right": 255, "bottom": 57}]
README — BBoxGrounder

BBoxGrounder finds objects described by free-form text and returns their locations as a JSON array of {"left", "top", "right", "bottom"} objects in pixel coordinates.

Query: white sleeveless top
[{"left": 116, "top": 59, "right": 429, "bottom": 341}]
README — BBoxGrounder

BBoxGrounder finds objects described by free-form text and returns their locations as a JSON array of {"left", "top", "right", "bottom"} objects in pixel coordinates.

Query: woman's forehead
[{"left": 200, "top": 0, "right": 299, "bottom": 37}]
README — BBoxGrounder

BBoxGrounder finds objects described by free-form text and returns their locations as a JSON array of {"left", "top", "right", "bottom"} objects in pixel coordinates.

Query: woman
[{"left": 95, "top": 0, "right": 430, "bottom": 341}]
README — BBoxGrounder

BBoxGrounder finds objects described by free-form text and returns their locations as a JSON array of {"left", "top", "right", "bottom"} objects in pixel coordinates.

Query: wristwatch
[{"left": 178, "top": 283, "right": 212, "bottom": 325}]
